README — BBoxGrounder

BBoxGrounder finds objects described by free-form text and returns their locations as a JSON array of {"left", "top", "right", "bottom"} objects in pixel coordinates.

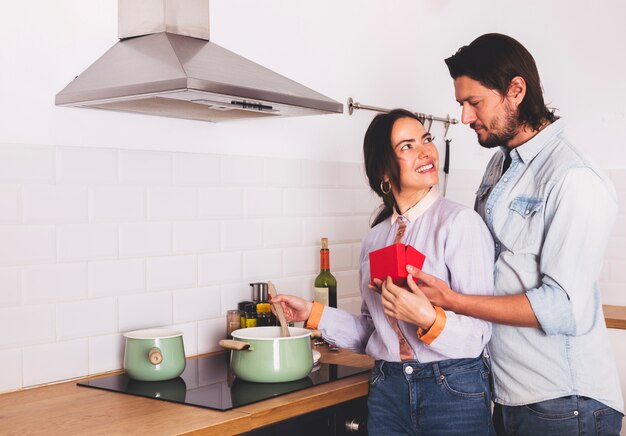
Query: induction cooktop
[{"left": 78, "top": 352, "right": 369, "bottom": 411}]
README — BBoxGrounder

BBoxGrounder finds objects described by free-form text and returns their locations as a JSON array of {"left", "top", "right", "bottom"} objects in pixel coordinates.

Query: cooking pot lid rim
[
  {"left": 231, "top": 326, "right": 311, "bottom": 340},
  {"left": 124, "top": 328, "right": 183, "bottom": 339}
]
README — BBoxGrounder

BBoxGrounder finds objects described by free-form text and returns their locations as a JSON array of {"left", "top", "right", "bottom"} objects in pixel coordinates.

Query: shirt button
[
  {"left": 486, "top": 209, "right": 491, "bottom": 214},
  {"left": 503, "top": 178, "right": 508, "bottom": 182},
  {"left": 404, "top": 366, "right": 413, "bottom": 375},
  {"left": 525, "top": 210, "right": 530, "bottom": 215}
]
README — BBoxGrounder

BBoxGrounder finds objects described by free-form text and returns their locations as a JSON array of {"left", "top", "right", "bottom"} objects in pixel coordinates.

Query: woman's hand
[
  {"left": 269, "top": 294, "right": 313, "bottom": 323},
  {"left": 381, "top": 275, "right": 436, "bottom": 330},
  {"left": 406, "top": 265, "right": 457, "bottom": 310}
]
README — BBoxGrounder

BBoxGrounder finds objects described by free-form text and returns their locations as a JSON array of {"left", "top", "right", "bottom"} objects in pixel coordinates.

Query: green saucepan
[
  {"left": 123, "top": 328, "right": 186, "bottom": 381},
  {"left": 219, "top": 326, "right": 313, "bottom": 383}
]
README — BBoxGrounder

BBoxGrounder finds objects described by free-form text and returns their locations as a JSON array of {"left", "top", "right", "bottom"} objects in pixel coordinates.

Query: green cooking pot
[
  {"left": 123, "top": 328, "right": 186, "bottom": 382},
  {"left": 219, "top": 326, "right": 313, "bottom": 383}
]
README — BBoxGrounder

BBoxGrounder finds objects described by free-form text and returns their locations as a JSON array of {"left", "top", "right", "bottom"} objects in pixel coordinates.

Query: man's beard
[{"left": 473, "top": 104, "right": 521, "bottom": 149}]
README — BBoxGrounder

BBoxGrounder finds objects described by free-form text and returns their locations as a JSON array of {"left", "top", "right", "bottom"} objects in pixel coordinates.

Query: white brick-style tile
[
  {"left": 22, "top": 185, "right": 87, "bottom": 223},
  {"left": 328, "top": 243, "right": 355, "bottom": 270},
  {"left": 147, "top": 187, "right": 197, "bottom": 219},
  {"left": 220, "top": 155, "right": 264, "bottom": 187},
  {"left": 302, "top": 160, "right": 339, "bottom": 187},
  {"left": 173, "top": 220, "right": 220, "bottom": 254},
  {"left": 0, "top": 305, "right": 55, "bottom": 348},
  {"left": 283, "top": 246, "right": 317, "bottom": 276},
  {"left": 0, "top": 349, "right": 21, "bottom": 393},
  {"left": 0, "top": 225, "right": 56, "bottom": 265},
  {"left": 57, "top": 223, "right": 117, "bottom": 261},
  {"left": 0, "top": 185, "right": 20, "bottom": 223},
  {"left": 119, "top": 222, "right": 171, "bottom": 258},
  {"left": 283, "top": 188, "right": 320, "bottom": 216},
  {"left": 609, "top": 260, "right": 626, "bottom": 283},
  {"left": 320, "top": 189, "right": 355, "bottom": 216},
  {"left": 610, "top": 214, "right": 626, "bottom": 238},
  {"left": 243, "top": 249, "right": 282, "bottom": 281},
  {"left": 118, "top": 291, "right": 172, "bottom": 332},
  {"left": 0, "top": 267, "right": 20, "bottom": 307},
  {"left": 0, "top": 145, "right": 54, "bottom": 183},
  {"left": 353, "top": 189, "right": 380, "bottom": 215},
  {"left": 244, "top": 188, "right": 283, "bottom": 217},
  {"left": 88, "top": 259, "right": 145, "bottom": 297},
  {"left": 220, "top": 283, "right": 253, "bottom": 315},
  {"left": 264, "top": 158, "right": 302, "bottom": 186},
  {"left": 337, "top": 162, "right": 367, "bottom": 188},
  {"left": 88, "top": 333, "right": 125, "bottom": 375},
  {"left": 198, "top": 187, "right": 244, "bottom": 218},
  {"left": 89, "top": 186, "right": 145, "bottom": 221},
  {"left": 173, "top": 286, "right": 221, "bottom": 323},
  {"left": 169, "top": 321, "right": 198, "bottom": 357},
  {"left": 221, "top": 219, "right": 263, "bottom": 250},
  {"left": 302, "top": 217, "right": 369, "bottom": 245},
  {"left": 118, "top": 150, "right": 171, "bottom": 185},
  {"left": 22, "top": 339, "right": 89, "bottom": 387},
  {"left": 198, "top": 317, "right": 227, "bottom": 354},
  {"left": 22, "top": 263, "right": 87, "bottom": 304},
  {"left": 56, "top": 298, "right": 117, "bottom": 340},
  {"left": 147, "top": 255, "right": 196, "bottom": 291},
  {"left": 263, "top": 218, "right": 302, "bottom": 247},
  {"left": 173, "top": 153, "right": 220, "bottom": 186},
  {"left": 352, "top": 243, "right": 363, "bottom": 269},
  {"left": 57, "top": 147, "right": 117, "bottom": 184},
  {"left": 601, "top": 283, "right": 626, "bottom": 306},
  {"left": 198, "top": 252, "right": 242, "bottom": 285},
  {"left": 335, "top": 270, "right": 360, "bottom": 298}
]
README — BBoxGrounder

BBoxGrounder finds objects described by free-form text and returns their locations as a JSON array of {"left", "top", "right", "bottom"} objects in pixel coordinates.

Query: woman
[{"left": 272, "top": 109, "right": 496, "bottom": 435}]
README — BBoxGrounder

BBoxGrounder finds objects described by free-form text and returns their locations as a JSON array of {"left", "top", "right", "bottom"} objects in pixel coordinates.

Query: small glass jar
[{"left": 227, "top": 309, "right": 241, "bottom": 337}]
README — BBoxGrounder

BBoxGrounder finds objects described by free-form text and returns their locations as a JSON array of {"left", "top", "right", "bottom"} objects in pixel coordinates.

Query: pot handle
[
  {"left": 219, "top": 339, "right": 251, "bottom": 351},
  {"left": 148, "top": 347, "right": 163, "bottom": 365}
]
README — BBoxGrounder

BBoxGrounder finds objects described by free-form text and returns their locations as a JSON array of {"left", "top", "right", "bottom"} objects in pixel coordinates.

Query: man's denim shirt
[{"left": 475, "top": 119, "right": 623, "bottom": 413}]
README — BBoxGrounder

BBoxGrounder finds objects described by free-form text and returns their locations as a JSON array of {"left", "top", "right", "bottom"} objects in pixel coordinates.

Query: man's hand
[
  {"left": 381, "top": 275, "right": 436, "bottom": 330},
  {"left": 406, "top": 265, "right": 457, "bottom": 310},
  {"left": 269, "top": 294, "right": 313, "bottom": 323}
]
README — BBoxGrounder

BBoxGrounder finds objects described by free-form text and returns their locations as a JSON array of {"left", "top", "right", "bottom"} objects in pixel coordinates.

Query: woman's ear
[{"left": 507, "top": 76, "right": 526, "bottom": 106}]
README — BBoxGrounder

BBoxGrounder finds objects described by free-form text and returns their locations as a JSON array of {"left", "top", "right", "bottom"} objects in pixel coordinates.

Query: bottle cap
[{"left": 321, "top": 238, "right": 328, "bottom": 249}]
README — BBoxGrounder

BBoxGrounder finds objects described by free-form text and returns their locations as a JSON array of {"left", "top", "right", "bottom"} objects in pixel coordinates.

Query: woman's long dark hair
[
  {"left": 445, "top": 33, "right": 557, "bottom": 130},
  {"left": 363, "top": 109, "right": 423, "bottom": 227}
]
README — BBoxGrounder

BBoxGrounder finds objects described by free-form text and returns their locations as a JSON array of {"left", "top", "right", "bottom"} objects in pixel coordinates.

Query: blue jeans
[
  {"left": 493, "top": 396, "right": 624, "bottom": 435},
  {"left": 367, "top": 355, "right": 495, "bottom": 435}
]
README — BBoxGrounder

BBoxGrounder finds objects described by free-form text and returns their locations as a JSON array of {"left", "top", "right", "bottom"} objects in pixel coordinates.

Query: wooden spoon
[{"left": 267, "top": 281, "right": 291, "bottom": 337}]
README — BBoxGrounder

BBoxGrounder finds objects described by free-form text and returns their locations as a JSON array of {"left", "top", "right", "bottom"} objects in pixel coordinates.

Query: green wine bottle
[{"left": 314, "top": 238, "right": 337, "bottom": 308}]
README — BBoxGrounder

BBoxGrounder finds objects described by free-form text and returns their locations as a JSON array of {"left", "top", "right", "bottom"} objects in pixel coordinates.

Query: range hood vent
[{"left": 55, "top": 0, "right": 343, "bottom": 122}]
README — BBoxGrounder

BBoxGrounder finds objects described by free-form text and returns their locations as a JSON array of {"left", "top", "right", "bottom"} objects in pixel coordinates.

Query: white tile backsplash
[
  {"left": 173, "top": 286, "right": 221, "bottom": 323},
  {"left": 56, "top": 298, "right": 117, "bottom": 340},
  {"left": 57, "top": 223, "right": 117, "bottom": 261},
  {"left": 2, "top": 143, "right": 623, "bottom": 395},
  {"left": 22, "top": 339, "right": 89, "bottom": 387},
  {"left": 22, "top": 185, "right": 87, "bottom": 223},
  {"left": 118, "top": 291, "right": 172, "bottom": 332},
  {"left": 0, "top": 185, "right": 20, "bottom": 222},
  {"left": 88, "top": 259, "right": 145, "bottom": 297},
  {"left": 22, "top": 263, "right": 87, "bottom": 304},
  {"left": 0, "top": 349, "right": 22, "bottom": 391},
  {"left": 147, "top": 255, "right": 196, "bottom": 291},
  {"left": 0, "top": 267, "right": 20, "bottom": 307},
  {"left": 57, "top": 147, "right": 117, "bottom": 184},
  {"left": 0, "top": 145, "right": 55, "bottom": 183}
]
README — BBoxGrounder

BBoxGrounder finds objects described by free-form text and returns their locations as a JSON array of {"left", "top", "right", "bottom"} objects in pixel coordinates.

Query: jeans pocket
[
  {"left": 594, "top": 407, "right": 623, "bottom": 435},
  {"left": 441, "top": 370, "right": 486, "bottom": 400},
  {"left": 369, "top": 362, "right": 384, "bottom": 387},
  {"left": 523, "top": 397, "right": 579, "bottom": 421}
]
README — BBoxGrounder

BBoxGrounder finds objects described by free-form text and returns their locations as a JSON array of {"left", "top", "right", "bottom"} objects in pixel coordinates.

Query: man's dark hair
[
  {"left": 363, "top": 109, "right": 423, "bottom": 227},
  {"left": 445, "top": 33, "right": 557, "bottom": 130}
]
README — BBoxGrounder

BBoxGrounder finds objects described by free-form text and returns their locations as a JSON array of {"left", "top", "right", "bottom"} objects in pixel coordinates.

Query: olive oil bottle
[{"left": 313, "top": 238, "right": 337, "bottom": 308}]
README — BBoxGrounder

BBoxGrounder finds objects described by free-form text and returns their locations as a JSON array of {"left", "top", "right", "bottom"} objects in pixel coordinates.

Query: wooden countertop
[
  {"left": 0, "top": 345, "right": 373, "bottom": 436},
  {"left": 604, "top": 305, "right": 626, "bottom": 330}
]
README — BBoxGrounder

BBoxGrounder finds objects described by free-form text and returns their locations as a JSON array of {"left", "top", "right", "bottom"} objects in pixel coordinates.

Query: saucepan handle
[{"left": 219, "top": 339, "right": 251, "bottom": 351}]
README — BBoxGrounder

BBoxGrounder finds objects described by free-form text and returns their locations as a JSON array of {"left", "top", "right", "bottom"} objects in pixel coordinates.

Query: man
[{"left": 385, "top": 33, "right": 624, "bottom": 435}]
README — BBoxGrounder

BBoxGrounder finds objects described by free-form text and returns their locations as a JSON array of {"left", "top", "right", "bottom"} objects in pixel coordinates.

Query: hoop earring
[{"left": 380, "top": 179, "right": 391, "bottom": 194}]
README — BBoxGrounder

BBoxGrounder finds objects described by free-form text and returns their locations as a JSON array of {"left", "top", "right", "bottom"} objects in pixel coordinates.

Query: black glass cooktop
[{"left": 78, "top": 352, "right": 369, "bottom": 411}]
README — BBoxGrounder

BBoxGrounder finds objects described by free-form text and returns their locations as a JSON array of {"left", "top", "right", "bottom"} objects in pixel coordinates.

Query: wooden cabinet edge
[{"left": 603, "top": 305, "right": 626, "bottom": 330}]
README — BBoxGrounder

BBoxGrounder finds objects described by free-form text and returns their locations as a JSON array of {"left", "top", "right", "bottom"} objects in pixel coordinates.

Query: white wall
[{"left": 1, "top": 0, "right": 625, "bottom": 417}]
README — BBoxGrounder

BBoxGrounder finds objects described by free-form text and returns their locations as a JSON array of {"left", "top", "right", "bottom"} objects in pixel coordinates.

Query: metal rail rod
[{"left": 347, "top": 97, "right": 458, "bottom": 126}]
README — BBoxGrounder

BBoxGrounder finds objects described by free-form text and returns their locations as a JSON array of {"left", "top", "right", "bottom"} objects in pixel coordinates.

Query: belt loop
[{"left": 433, "top": 362, "right": 443, "bottom": 384}]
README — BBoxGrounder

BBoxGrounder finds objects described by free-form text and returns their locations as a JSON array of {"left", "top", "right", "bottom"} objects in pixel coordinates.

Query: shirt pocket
[{"left": 499, "top": 196, "right": 544, "bottom": 253}]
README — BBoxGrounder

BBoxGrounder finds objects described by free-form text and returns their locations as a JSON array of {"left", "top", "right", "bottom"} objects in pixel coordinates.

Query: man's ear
[{"left": 507, "top": 76, "right": 526, "bottom": 106}]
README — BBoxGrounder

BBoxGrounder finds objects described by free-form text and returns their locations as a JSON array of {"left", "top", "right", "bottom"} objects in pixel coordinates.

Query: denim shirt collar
[{"left": 511, "top": 118, "right": 565, "bottom": 164}]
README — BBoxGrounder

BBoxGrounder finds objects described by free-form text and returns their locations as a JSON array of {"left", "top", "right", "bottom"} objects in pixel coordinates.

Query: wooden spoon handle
[{"left": 267, "top": 281, "right": 291, "bottom": 337}]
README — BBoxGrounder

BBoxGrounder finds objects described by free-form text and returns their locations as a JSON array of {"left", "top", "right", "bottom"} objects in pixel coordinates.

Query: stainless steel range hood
[{"left": 55, "top": 0, "right": 343, "bottom": 122}]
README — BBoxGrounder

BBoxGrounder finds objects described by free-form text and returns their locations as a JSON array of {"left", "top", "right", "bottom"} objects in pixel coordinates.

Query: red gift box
[{"left": 369, "top": 243, "right": 426, "bottom": 286}]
